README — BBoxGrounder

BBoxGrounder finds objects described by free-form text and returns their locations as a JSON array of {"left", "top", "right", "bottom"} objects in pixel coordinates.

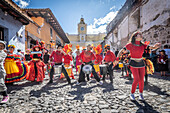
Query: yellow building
[{"left": 66, "top": 17, "right": 106, "bottom": 50}]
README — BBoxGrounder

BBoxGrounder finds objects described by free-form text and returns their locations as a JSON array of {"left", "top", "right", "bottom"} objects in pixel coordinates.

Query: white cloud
[
  {"left": 14, "top": 0, "right": 30, "bottom": 8},
  {"left": 87, "top": 11, "right": 118, "bottom": 34}
]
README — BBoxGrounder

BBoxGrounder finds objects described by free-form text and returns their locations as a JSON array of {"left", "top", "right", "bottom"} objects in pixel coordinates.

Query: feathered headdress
[
  {"left": 67, "top": 47, "right": 72, "bottom": 53},
  {"left": 63, "top": 44, "right": 72, "bottom": 54},
  {"left": 144, "top": 41, "right": 150, "bottom": 45},
  {"left": 104, "top": 44, "right": 110, "bottom": 48},
  {"left": 63, "top": 44, "right": 69, "bottom": 53},
  {"left": 69, "top": 43, "right": 72, "bottom": 48},
  {"left": 40, "top": 41, "right": 45, "bottom": 44},
  {"left": 94, "top": 44, "right": 102, "bottom": 54},
  {"left": 76, "top": 45, "right": 80, "bottom": 50},
  {"left": 8, "top": 45, "right": 16, "bottom": 49}
]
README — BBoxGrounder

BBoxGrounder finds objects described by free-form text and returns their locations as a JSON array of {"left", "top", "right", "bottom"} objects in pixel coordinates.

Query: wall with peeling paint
[{"left": 105, "top": 0, "right": 170, "bottom": 52}]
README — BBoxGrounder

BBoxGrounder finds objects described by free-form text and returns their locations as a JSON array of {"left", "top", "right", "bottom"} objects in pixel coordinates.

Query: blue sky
[{"left": 13, "top": 0, "right": 126, "bottom": 34}]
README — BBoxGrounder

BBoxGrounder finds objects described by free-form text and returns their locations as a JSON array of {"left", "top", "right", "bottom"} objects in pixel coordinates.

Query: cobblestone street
[{"left": 0, "top": 70, "right": 169, "bottom": 113}]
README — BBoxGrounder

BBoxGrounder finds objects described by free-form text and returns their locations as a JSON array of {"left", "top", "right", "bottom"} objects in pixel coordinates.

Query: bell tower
[{"left": 78, "top": 16, "right": 87, "bottom": 42}]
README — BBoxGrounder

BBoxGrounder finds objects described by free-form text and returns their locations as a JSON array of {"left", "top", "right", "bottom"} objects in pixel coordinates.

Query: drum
[
  {"left": 119, "top": 63, "right": 123, "bottom": 68},
  {"left": 60, "top": 65, "right": 72, "bottom": 79},
  {"left": 82, "top": 65, "right": 92, "bottom": 74},
  {"left": 54, "top": 65, "right": 62, "bottom": 74},
  {"left": 99, "top": 64, "right": 107, "bottom": 75}
]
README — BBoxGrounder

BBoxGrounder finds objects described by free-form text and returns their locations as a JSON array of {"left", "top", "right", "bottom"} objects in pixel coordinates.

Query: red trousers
[{"left": 131, "top": 67, "right": 145, "bottom": 94}]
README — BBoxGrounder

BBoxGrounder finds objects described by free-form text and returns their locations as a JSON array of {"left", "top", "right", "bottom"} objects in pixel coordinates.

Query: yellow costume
[{"left": 4, "top": 54, "right": 19, "bottom": 74}]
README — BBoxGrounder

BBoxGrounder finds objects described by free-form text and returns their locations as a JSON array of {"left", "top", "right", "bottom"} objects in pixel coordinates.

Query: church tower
[{"left": 78, "top": 17, "right": 87, "bottom": 42}]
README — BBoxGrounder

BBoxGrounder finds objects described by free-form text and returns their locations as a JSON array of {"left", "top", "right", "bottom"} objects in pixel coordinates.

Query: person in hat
[
  {"left": 60, "top": 44, "right": 75, "bottom": 79},
  {"left": 49, "top": 44, "right": 71, "bottom": 84},
  {"left": 114, "top": 31, "right": 161, "bottom": 101},
  {"left": 91, "top": 44, "right": 103, "bottom": 78},
  {"left": 0, "top": 41, "right": 9, "bottom": 103},
  {"left": 102, "top": 44, "right": 116, "bottom": 83},
  {"left": 4, "top": 45, "right": 28, "bottom": 84},
  {"left": 77, "top": 44, "right": 102, "bottom": 85},
  {"left": 157, "top": 50, "right": 168, "bottom": 76},
  {"left": 26, "top": 44, "right": 45, "bottom": 83}
]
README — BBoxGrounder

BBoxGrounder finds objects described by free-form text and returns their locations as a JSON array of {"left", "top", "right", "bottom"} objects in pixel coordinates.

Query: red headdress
[
  {"left": 144, "top": 41, "right": 150, "bottom": 45},
  {"left": 63, "top": 44, "right": 72, "bottom": 53},
  {"left": 95, "top": 44, "right": 102, "bottom": 54},
  {"left": 69, "top": 43, "right": 72, "bottom": 48},
  {"left": 33, "top": 40, "right": 41, "bottom": 51}
]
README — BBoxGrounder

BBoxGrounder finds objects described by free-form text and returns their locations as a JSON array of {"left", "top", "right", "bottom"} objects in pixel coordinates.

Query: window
[
  {"left": 50, "top": 28, "right": 53, "bottom": 38},
  {"left": 0, "top": 27, "right": 4, "bottom": 41}
]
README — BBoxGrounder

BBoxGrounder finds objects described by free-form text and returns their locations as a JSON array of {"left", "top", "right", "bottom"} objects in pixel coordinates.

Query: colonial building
[
  {"left": 105, "top": 0, "right": 170, "bottom": 52},
  {"left": 0, "top": 0, "right": 32, "bottom": 53},
  {"left": 23, "top": 8, "right": 70, "bottom": 49},
  {"left": 66, "top": 17, "right": 106, "bottom": 51}
]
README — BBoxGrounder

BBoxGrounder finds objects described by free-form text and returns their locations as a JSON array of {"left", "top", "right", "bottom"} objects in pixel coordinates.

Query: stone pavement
[{"left": 0, "top": 70, "right": 169, "bottom": 113}]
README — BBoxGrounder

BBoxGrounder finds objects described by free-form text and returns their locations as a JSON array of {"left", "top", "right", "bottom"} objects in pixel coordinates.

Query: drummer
[
  {"left": 77, "top": 44, "right": 103, "bottom": 85},
  {"left": 49, "top": 44, "right": 71, "bottom": 84},
  {"left": 102, "top": 44, "right": 116, "bottom": 83}
]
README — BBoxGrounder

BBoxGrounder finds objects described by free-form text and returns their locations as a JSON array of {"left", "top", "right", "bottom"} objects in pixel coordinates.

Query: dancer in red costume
[
  {"left": 49, "top": 44, "right": 71, "bottom": 84},
  {"left": 102, "top": 44, "right": 116, "bottom": 83},
  {"left": 77, "top": 44, "right": 102, "bottom": 85},
  {"left": 91, "top": 44, "right": 103, "bottom": 78},
  {"left": 114, "top": 31, "right": 161, "bottom": 100},
  {"left": 60, "top": 45, "right": 75, "bottom": 79}
]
